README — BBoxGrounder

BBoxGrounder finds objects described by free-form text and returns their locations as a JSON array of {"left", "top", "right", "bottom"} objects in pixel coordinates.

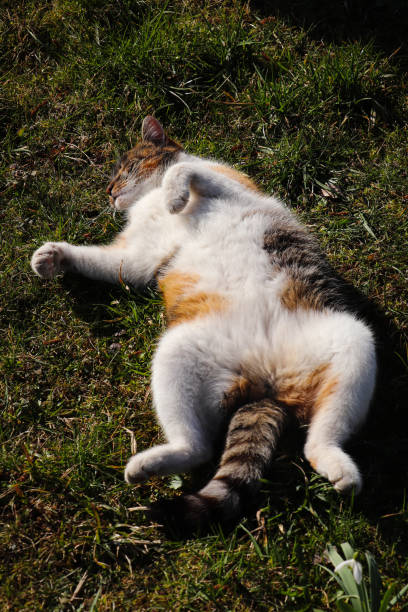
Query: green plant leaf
[
  {"left": 336, "top": 600, "right": 356, "bottom": 612},
  {"left": 168, "top": 474, "right": 183, "bottom": 489},
  {"left": 326, "top": 545, "right": 361, "bottom": 609},
  {"left": 366, "top": 551, "right": 382, "bottom": 612},
  {"left": 341, "top": 543, "right": 356, "bottom": 560}
]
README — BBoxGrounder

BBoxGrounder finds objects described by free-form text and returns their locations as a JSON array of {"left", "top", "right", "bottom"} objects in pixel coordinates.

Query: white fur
[{"left": 31, "top": 151, "right": 376, "bottom": 492}]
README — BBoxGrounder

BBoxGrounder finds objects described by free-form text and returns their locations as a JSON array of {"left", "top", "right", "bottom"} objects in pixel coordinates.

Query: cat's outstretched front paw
[{"left": 31, "top": 242, "right": 68, "bottom": 279}]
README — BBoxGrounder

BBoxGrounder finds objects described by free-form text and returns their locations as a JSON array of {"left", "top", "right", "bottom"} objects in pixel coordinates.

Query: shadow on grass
[
  {"left": 252, "top": 0, "right": 408, "bottom": 59},
  {"left": 60, "top": 274, "right": 126, "bottom": 338},
  {"left": 61, "top": 273, "right": 160, "bottom": 338},
  {"left": 349, "top": 307, "right": 408, "bottom": 552}
]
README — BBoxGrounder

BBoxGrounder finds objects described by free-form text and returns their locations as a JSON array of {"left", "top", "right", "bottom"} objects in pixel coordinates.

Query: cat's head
[{"left": 106, "top": 116, "right": 182, "bottom": 210}]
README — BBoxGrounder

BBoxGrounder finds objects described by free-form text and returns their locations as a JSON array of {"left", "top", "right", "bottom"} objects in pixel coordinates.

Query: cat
[{"left": 31, "top": 116, "right": 376, "bottom": 529}]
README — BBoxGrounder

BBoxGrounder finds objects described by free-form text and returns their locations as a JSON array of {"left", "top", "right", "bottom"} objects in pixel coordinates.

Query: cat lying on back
[{"left": 31, "top": 116, "right": 376, "bottom": 528}]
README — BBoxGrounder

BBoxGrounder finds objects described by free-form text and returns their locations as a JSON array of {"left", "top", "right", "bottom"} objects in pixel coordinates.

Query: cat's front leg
[
  {"left": 31, "top": 242, "right": 71, "bottom": 279},
  {"left": 31, "top": 241, "right": 133, "bottom": 284}
]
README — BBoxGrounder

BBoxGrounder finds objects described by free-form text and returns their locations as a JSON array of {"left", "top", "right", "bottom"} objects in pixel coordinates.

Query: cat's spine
[{"left": 159, "top": 399, "right": 289, "bottom": 531}]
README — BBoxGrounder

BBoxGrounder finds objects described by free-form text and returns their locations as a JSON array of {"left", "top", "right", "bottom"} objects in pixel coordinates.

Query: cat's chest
[{"left": 169, "top": 216, "right": 273, "bottom": 293}]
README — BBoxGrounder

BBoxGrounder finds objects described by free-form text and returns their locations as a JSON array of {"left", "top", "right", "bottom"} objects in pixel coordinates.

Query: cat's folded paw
[
  {"left": 162, "top": 165, "right": 191, "bottom": 214},
  {"left": 31, "top": 242, "right": 68, "bottom": 279},
  {"left": 167, "top": 195, "right": 189, "bottom": 214}
]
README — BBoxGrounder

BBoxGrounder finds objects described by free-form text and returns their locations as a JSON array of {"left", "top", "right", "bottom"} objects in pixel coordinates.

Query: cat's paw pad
[{"left": 31, "top": 242, "right": 66, "bottom": 279}]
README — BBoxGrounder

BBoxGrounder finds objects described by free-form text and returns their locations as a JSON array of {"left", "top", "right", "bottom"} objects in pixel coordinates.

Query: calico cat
[{"left": 31, "top": 116, "right": 376, "bottom": 528}]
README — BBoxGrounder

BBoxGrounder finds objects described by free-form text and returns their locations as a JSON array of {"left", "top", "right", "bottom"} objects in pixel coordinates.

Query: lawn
[{"left": 1, "top": 1, "right": 408, "bottom": 609}]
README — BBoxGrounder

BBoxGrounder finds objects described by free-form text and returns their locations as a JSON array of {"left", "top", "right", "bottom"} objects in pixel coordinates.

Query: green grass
[{"left": 1, "top": 1, "right": 408, "bottom": 609}]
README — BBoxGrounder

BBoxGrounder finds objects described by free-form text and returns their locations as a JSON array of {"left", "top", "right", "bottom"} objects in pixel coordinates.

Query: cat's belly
[{"left": 183, "top": 297, "right": 367, "bottom": 381}]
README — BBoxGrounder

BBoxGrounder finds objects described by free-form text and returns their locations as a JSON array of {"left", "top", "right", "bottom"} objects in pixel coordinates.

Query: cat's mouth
[
  {"left": 106, "top": 181, "right": 129, "bottom": 210},
  {"left": 109, "top": 194, "right": 126, "bottom": 210},
  {"left": 108, "top": 191, "right": 134, "bottom": 211}
]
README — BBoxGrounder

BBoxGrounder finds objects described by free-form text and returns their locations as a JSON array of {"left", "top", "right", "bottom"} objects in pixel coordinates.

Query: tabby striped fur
[{"left": 154, "top": 400, "right": 288, "bottom": 531}]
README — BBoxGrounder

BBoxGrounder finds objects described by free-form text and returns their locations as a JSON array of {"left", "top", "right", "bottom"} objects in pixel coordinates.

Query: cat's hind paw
[
  {"left": 307, "top": 446, "right": 362, "bottom": 494},
  {"left": 124, "top": 459, "right": 148, "bottom": 484},
  {"left": 124, "top": 449, "right": 164, "bottom": 484},
  {"left": 31, "top": 242, "right": 67, "bottom": 279},
  {"left": 124, "top": 443, "right": 206, "bottom": 484}
]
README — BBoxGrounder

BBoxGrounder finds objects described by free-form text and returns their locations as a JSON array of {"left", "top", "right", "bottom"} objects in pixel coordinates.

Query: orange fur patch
[
  {"left": 158, "top": 271, "right": 227, "bottom": 326},
  {"left": 222, "top": 376, "right": 268, "bottom": 412},
  {"left": 280, "top": 277, "right": 323, "bottom": 312},
  {"left": 223, "top": 364, "right": 337, "bottom": 422},
  {"left": 308, "top": 457, "right": 317, "bottom": 470},
  {"left": 276, "top": 364, "right": 337, "bottom": 421},
  {"left": 211, "top": 165, "right": 259, "bottom": 192},
  {"left": 313, "top": 374, "right": 339, "bottom": 415},
  {"left": 140, "top": 157, "right": 161, "bottom": 172}
]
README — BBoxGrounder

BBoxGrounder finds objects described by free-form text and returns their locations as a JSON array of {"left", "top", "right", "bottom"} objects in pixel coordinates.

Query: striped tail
[{"left": 153, "top": 399, "right": 289, "bottom": 533}]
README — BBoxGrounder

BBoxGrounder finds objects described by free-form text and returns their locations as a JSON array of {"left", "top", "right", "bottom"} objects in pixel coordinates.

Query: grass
[{"left": 1, "top": 0, "right": 408, "bottom": 609}]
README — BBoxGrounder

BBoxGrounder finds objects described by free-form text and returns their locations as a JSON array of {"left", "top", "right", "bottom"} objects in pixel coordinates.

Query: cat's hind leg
[
  {"left": 303, "top": 320, "right": 376, "bottom": 493},
  {"left": 125, "top": 323, "right": 229, "bottom": 483}
]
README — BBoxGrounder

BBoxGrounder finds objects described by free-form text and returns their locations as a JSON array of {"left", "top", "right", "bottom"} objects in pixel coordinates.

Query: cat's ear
[{"left": 142, "top": 116, "right": 166, "bottom": 145}]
